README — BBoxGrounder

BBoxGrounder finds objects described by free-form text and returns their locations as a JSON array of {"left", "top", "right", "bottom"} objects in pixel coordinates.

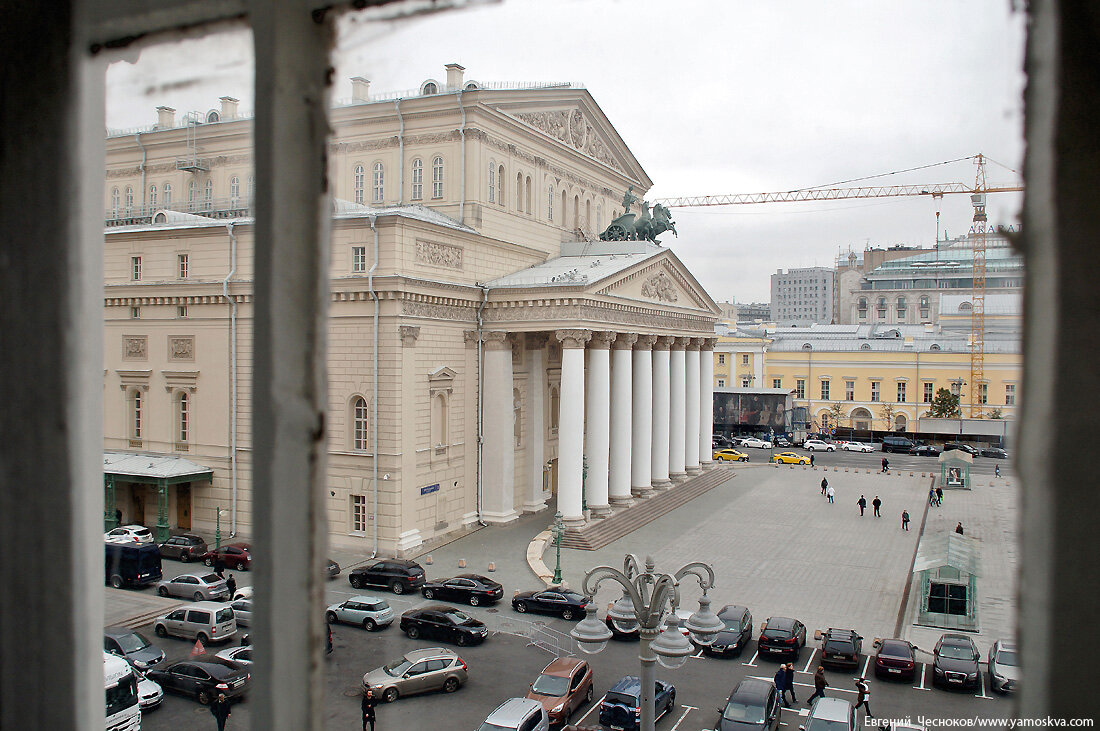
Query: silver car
[
  {"left": 156, "top": 572, "right": 230, "bottom": 601},
  {"left": 216, "top": 645, "right": 253, "bottom": 666},
  {"left": 229, "top": 598, "right": 252, "bottom": 627},
  {"left": 362, "top": 647, "right": 468, "bottom": 702},
  {"left": 988, "top": 639, "right": 1019, "bottom": 693},
  {"left": 326, "top": 595, "right": 395, "bottom": 631}
]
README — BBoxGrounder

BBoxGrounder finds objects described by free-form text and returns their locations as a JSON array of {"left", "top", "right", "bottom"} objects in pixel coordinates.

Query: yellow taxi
[
  {"left": 771, "top": 451, "right": 810, "bottom": 465},
  {"left": 712, "top": 448, "right": 749, "bottom": 462}
]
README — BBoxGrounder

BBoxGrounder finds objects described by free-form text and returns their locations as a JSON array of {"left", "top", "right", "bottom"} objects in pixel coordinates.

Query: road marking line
[
  {"left": 801, "top": 649, "right": 816, "bottom": 674},
  {"left": 975, "top": 672, "right": 992, "bottom": 699},
  {"left": 914, "top": 662, "right": 929, "bottom": 690},
  {"left": 691, "top": 649, "right": 705, "bottom": 659},
  {"left": 669, "top": 705, "right": 696, "bottom": 731},
  {"left": 575, "top": 694, "right": 605, "bottom": 725},
  {"left": 860, "top": 655, "right": 871, "bottom": 678},
  {"left": 743, "top": 650, "right": 759, "bottom": 666}
]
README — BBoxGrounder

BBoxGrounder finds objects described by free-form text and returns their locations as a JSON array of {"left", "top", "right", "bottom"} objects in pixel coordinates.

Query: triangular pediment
[{"left": 594, "top": 252, "right": 718, "bottom": 314}]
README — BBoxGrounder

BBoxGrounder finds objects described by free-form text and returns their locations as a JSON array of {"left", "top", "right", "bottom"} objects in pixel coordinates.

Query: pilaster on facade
[
  {"left": 399, "top": 325, "right": 421, "bottom": 347},
  {"left": 481, "top": 329, "right": 518, "bottom": 524}
]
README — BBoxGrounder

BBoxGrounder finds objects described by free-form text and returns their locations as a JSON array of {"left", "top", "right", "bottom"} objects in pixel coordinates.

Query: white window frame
[
  {"left": 353, "top": 164, "right": 364, "bottom": 204},
  {"left": 351, "top": 495, "right": 367, "bottom": 534},
  {"left": 178, "top": 253, "right": 189, "bottom": 279},
  {"left": 352, "top": 246, "right": 366, "bottom": 273},
  {"left": 431, "top": 156, "right": 444, "bottom": 199},
  {"left": 411, "top": 158, "right": 423, "bottom": 200},
  {"left": 372, "top": 161, "right": 383, "bottom": 203},
  {"left": 131, "top": 255, "right": 141, "bottom": 281}
]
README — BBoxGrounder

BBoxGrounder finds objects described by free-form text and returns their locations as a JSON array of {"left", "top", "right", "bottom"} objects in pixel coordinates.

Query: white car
[
  {"left": 804, "top": 439, "right": 836, "bottom": 452},
  {"left": 841, "top": 441, "right": 874, "bottom": 452},
  {"left": 740, "top": 437, "right": 773, "bottom": 449},
  {"left": 216, "top": 645, "right": 253, "bottom": 666},
  {"left": 133, "top": 668, "right": 164, "bottom": 710},
  {"left": 104, "top": 525, "right": 154, "bottom": 544},
  {"left": 232, "top": 585, "right": 253, "bottom": 601}
]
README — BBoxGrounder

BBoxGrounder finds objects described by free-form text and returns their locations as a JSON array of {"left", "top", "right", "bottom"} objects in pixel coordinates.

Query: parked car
[
  {"left": 348, "top": 558, "right": 426, "bottom": 595},
  {"left": 421, "top": 573, "right": 504, "bottom": 606},
  {"left": 105, "top": 525, "right": 154, "bottom": 544},
  {"left": 717, "top": 677, "right": 781, "bottom": 731},
  {"left": 803, "top": 439, "right": 836, "bottom": 452},
  {"left": 773, "top": 436, "right": 793, "bottom": 448},
  {"left": 741, "top": 437, "right": 773, "bottom": 449},
  {"left": 325, "top": 558, "right": 341, "bottom": 578},
  {"left": 943, "top": 442, "right": 980, "bottom": 456},
  {"left": 326, "top": 595, "right": 395, "bottom": 630},
  {"left": 910, "top": 445, "right": 941, "bottom": 457},
  {"left": 987, "top": 638, "right": 1019, "bottom": 693},
  {"left": 771, "top": 452, "right": 809, "bottom": 465},
  {"left": 704, "top": 605, "right": 754, "bottom": 658},
  {"left": 802, "top": 697, "right": 856, "bottom": 731},
  {"left": 932, "top": 633, "right": 982, "bottom": 689},
  {"left": 512, "top": 587, "right": 589, "bottom": 620},
  {"left": 153, "top": 601, "right": 237, "bottom": 645},
  {"left": 104, "top": 627, "right": 165, "bottom": 670},
  {"left": 713, "top": 448, "right": 750, "bottom": 462},
  {"left": 146, "top": 655, "right": 250, "bottom": 705},
  {"left": 479, "top": 697, "right": 550, "bottom": 731},
  {"left": 215, "top": 645, "right": 253, "bottom": 666},
  {"left": 400, "top": 605, "right": 488, "bottom": 646},
  {"left": 758, "top": 616, "right": 806, "bottom": 660},
  {"left": 133, "top": 667, "right": 164, "bottom": 711},
  {"left": 712, "top": 434, "right": 733, "bottom": 447},
  {"left": 200, "top": 542, "right": 253, "bottom": 571},
  {"left": 818, "top": 628, "right": 862, "bottom": 670},
  {"left": 881, "top": 435, "right": 916, "bottom": 453},
  {"left": 525, "top": 656, "right": 593, "bottom": 728},
  {"left": 873, "top": 638, "right": 918, "bottom": 681},
  {"left": 362, "top": 647, "right": 468, "bottom": 702},
  {"left": 981, "top": 447, "right": 1008, "bottom": 459},
  {"left": 155, "top": 572, "right": 230, "bottom": 602},
  {"left": 158, "top": 533, "right": 208, "bottom": 562},
  {"left": 598, "top": 676, "right": 675, "bottom": 731},
  {"left": 105, "top": 542, "right": 162, "bottom": 589},
  {"left": 228, "top": 598, "right": 252, "bottom": 626},
  {"left": 841, "top": 442, "right": 874, "bottom": 453},
  {"left": 232, "top": 585, "right": 253, "bottom": 601}
]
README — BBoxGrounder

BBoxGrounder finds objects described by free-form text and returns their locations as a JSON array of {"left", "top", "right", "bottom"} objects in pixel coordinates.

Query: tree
[
  {"left": 987, "top": 407, "right": 1004, "bottom": 419},
  {"left": 826, "top": 402, "right": 844, "bottom": 428},
  {"left": 929, "top": 387, "right": 961, "bottom": 418},
  {"left": 878, "top": 402, "right": 897, "bottom": 430}
]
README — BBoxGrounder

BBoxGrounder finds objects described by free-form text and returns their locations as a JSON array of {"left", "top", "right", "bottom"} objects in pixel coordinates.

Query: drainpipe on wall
[
  {"left": 456, "top": 90, "right": 466, "bottom": 225},
  {"left": 475, "top": 284, "right": 488, "bottom": 526},
  {"left": 223, "top": 222, "right": 239, "bottom": 536},
  {"left": 367, "top": 215, "right": 380, "bottom": 557},
  {"left": 395, "top": 99, "right": 404, "bottom": 205}
]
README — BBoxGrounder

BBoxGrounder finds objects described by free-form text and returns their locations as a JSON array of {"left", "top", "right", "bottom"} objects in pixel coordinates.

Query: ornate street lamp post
[
  {"left": 550, "top": 511, "right": 565, "bottom": 585},
  {"left": 570, "top": 555, "right": 724, "bottom": 731}
]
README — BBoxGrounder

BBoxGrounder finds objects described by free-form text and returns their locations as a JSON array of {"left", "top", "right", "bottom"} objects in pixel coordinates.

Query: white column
[
  {"left": 669, "top": 338, "right": 687, "bottom": 479},
  {"left": 481, "top": 332, "right": 518, "bottom": 523},
  {"left": 585, "top": 332, "right": 613, "bottom": 518},
  {"left": 609, "top": 333, "right": 637, "bottom": 506},
  {"left": 557, "top": 329, "right": 590, "bottom": 525},
  {"left": 685, "top": 340, "right": 701, "bottom": 474},
  {"left": 699, "top": 338, "right": 716, "bottom": 465},
  {"left": 651, "top": 336, "right": 672, "bottom": 488},
  {"left": 631, "top": 335, "right": 657, "bottom": 495},
  {"left": 524, "top": 333, "right": 549, "bottom": 512}
]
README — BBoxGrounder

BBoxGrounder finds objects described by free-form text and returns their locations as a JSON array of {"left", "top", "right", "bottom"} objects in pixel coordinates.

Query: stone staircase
[{"left": 559, "top": 465, "right": 734, "bottom": 550}]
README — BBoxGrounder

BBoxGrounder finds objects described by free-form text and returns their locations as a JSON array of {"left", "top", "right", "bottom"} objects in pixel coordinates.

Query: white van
[{"left": 153, "top": 601, "right": 237, "bottom": 645}]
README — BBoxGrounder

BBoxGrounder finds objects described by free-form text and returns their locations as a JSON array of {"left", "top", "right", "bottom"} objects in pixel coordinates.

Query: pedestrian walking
[
  {"left": 995, "top": 464, "right": 1001, "bottom": 478},
  {"left": 853, "top": 677, "right": 874, "bottom": 719},
  {"left": 821, "top": 476, "right": 828, "bottom": 495},
  {"left": 872, "top": 496, "right": 882, "bottom": 517},
  {"left": 955, "top": 521, "right": 965, "bottom": 535},
  {"left": 806, "top": 666, "right": 828, "bottom": 705},
  {"left": 214, "top": 556, "right": 226, "bottom": 578},
  {"left": 810, "top": 454, "right": 815, "bottom": 468},
  {"left": 210, "top": 692, "right": 232, "bottom": 731},
  {"left": 901, "top": 510, "right": 910, "bottom": 531},
  {"left": 362, "top": 688, "right": 377, "bottom": 731},
  {"left": 936, "top": 486, "right": 944, "bottom": 505},
  {"left": 857, "top": 495, "right": 867, "bottom": 516},
  {"left": 827, "top": 485, "right": 835, "bottom": 504},
  {"left": 225, "top": 574, "right": 236, "bottom": 599},
  {"left": 326, "top": 623, "right": 333, "bottom": 655},
  {"left": 782, "top": 663, "right": 798, "bottom": 705},
  {"left": 774, "top": 665, "right": 790, "bottom": 707},
  {"left": 929, "top": 487, "right": 937, "bottom": 506},
  {"left": 881, "top": 457, "right": 889, "bottom": 473},
  {"left": 114, "top": 508, "right": 122, "bottom": 526}
]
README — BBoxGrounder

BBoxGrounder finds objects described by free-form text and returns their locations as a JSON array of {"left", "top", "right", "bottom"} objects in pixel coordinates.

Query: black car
[
  {"left": 399, "top": 605, "right": 488, "bottom": 646},
  {"left": 348, "top": 558, "right": 425, "bottom": 595},
  {"left": 819, "top": 628, "right": 862, "bottom": 670},
  {"left": 147, "top": 656, "right": 250, "bottom": 705},
  {"left": 881, "top": 435, "right": 916, "bottom": 453},
  {"left": 773, "top": 436, "right": 793, "bottom": 448},
  {"left": 943, "top": 442, "right": 980, "bottom": 456},
  {"left": 104, "top": 627, "right": 165, "bottom": 670},
  {"left": 421, "top": 573, "right": 504, "bottom": 606},
  {"left": 704, "top": 605, "right": 754, "bottom": 658},
  {"left": 910, "top": 445, "right": 941, "bottom": 457},
  {"left": 713, "top": 434, "right": 733, "bottom": 447},
  {"left": 325, "top": 558, "right": 341, "bottom": 578},
  {"left": 159, "top": 534, "right": 208, "bottom": 562},
  {"left": 981, "top": 447, "right": 1008, "bottom": 459},
  {"left": 717, "top": 677, "right": 781, "bottom": 731},
  {"left": 874, "top": 638, "right": 917, "bottom": 681},
  {"left": 932, "top": 633, "right": 982, "bottom": 689},
  {"left": 511, "top": 587, "right": 589, "bottom": 620},
  {"left": 757, "top": 617, "right": 806, "bottom": 660},
  {"left": 598, "top": 675, "right": 675, "bottom": 731}
]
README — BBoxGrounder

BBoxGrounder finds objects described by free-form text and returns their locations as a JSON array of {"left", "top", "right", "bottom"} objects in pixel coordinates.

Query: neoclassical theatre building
[{"left": 102, "top": 64, "right": 720, "bottom": 554}]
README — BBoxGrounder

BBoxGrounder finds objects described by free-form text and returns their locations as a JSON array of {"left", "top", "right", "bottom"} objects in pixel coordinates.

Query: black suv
[
  {"left": 933, "top": 633, "right": 981, "bottom": 689},
  {"left": 704, "top": 605, "right": 754, "bottom": 658},
  {"left": 819, "top": 628, "right": 862, "bottom": 670},
  {"left": 757, "top": 616, "right": 806, "bottom": 659},
  {"left": 349, "top": 559, "right": 426, "bottom": 595},
  {"left": 599, "top": 675, "right": 676, "bottom": 731},
  {"left": 881, "top": 435, "right": 916, "bottom": 453},
  {"left": 399, "top": 605, "right": 488, "bottom": 646},
  {"left": 159, "top": 534, "right": 208, "bottom": 562}
]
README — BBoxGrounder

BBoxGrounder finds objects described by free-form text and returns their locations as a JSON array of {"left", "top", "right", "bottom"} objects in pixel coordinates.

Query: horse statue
[{"left": 598, "top": 193, "right": 679, "bottom": 243}]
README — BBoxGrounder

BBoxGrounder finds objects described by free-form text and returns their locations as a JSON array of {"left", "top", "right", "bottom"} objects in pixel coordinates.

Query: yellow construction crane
[{"left": 651, "top": 153, "right": 1023, "bottom": 418}]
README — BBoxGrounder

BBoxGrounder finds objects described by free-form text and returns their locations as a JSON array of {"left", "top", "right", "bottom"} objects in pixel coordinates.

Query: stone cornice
[{"left": 483, "top": 298, "right": 714, "bottom": 334}]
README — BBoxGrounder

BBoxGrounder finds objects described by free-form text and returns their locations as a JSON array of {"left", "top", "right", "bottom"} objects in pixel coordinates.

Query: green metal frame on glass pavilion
[
  {"left": 937, "top": 450, "right": 973, "bottom": 490},
  {"left": 103, "top": 452, "right": 214, "bottom": 542}
]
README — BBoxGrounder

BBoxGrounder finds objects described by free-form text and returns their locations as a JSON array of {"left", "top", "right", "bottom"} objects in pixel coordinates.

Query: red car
[
  {"left": 874, "top": 637, "right": 917, "bottom": 681},
  {"left": 201, "top": 542, "right": 253, "bottom": 571}
]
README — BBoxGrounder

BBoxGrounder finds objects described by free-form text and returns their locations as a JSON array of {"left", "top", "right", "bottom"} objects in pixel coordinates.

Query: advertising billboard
[{"left": 713, "top": 391, "right": 791, "bottom": 431}]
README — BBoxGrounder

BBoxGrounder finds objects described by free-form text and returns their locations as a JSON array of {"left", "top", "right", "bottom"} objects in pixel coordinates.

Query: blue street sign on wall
[{"left": 420, "top": 483, "right": 440, "bottom": 495}]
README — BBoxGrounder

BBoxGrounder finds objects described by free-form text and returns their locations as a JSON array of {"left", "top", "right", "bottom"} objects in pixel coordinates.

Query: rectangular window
[
  {"left": 871, "top": 382, "right": 881, "bottom": 402},
  {"left": 130, "top": 306, "right": 140, "bottom": 319},
  {"left": 178, "top": 253, "right": 189, "bottom": 279},
  {"left": 928, "top": 582, "right": 968, "bottom": 616},
  {"left": 717, "top": 354, "right": 725, "bottom": 365},
  {"left": 177, "top": 306, "right": 187, "bottom": 318},
  {"left": 979, "top": 383, "right": 988, "bottom": 404},
  {"left": 741, "top": 378, "right": 751, "bottom": 387},
  {"left": 411, "top": 161, "right": 423, "bottom": 200},
  {"left": 772, "top": 378, "right": 782, "bottom": 389},
  {"left": 741, "top": 354, "right": 749, "bottom": 365},
  {"left": 351, "top": 495, "right": 367, "bottom": 533},
  {"left": 820, "top": 380, "right": 830, "bottom": 400},
  {"left": 352, "top": 246, "right": 366, "bottom": 273},
  {"left": 795, "top": 379, "right": 805, "bottom": 399},
  {"left": 1005, "top": 384, "right": 1016, "bottom": 405},
  {"left": 897, "top": 382, "right": 907, "bottom": 402},
  {"left": 716, "top": 379, "right": 725, "bottom": 388},
  {"left": 924, "top": 382, "right": 934, "bottom": 403},
  {"left": 845, "top": 380, "right": 854, "bottom": 401},
  {"left": 131, "top": 256, "right": 142, "bottom": 281}
]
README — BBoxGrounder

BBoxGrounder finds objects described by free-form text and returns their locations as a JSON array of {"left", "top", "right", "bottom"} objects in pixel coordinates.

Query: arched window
[
  {"left": 801, "top": 343, "right": 813, "bottom": 351},
  {"left": 206, "top": 110, "right": 219, "bottom": 123},
  {"left": 525, "top": 176, "right": 532, "bottom": 214},
  {"left": 585, "top": 199, "right": 591, "bottom": 229},
  {"left": 596, "top": 203, "right": 602, "bottom": 231},
  {"left": 124, "top": 186, "right": 134, "bottom": 214},
  {"left": 411, "top": 159, "right": 423, "bottom": 200},
  {"left": 516, "top": 172, "right": 523, "bottom": 209},
  {"left": 188, "top": 180, "right": 197, "bottom": 211},
  {"left": 149, "top": 184, "right": 157, "bottom": 209},
  {"left": 549, "top": 385, "right": 560, "bottom": 434},
  {"left": 513, "top": 388, "right": 522, "bottom": 447},
  {"left": 573, "top": 194, "right": 579, "bottom": 230},
  {"left": 547, "top": 184, "right": 554, "bottom": 222},
  {"left": 431, "top": 392, "right": 448, "bottom": 447},
  {"left": 421, "top": 81, "right": 438, "bottom": 95},
  {"left": 561, "top": 189, "right": 567, "bottom": 226},
  {"left": 203, "top": 179, "right": 213, "bottom": 209},
  {"left": 372, "top": 162, "right": 384, "bottom": 203},
  {"left": 163, "top": 182, "right": 172, "bottom": 206},
  {"left": 353, "top": 164, "right": 365, "bottom": 204},
  {"left": 959, "top": 301, "right": 973, "bottom": 312},
  {"left": 897, "top": 296, "right": 907, "bottom": 315},
  {"left": 247, "top": 175, "right": 255, "bottom": 202},
  {"left": 130, "top": 389, "right": 143, "bottom": 443},
  {"left": 176, "top": 391, "right": 189, "bottom": 445},
  {"left": 110, "top": 187, "right": 120, "bottom": 214},
  {"left": 352, "top": 396, "right": 369, "bottom": 450},
  {"left": 930, "top": 343, "right": 942, "bottom": 351},
  {"left": 432, "top": 157, "right": 444, "bottom": 199},
  {"left": 230, "top": 176, "right": 240, "bottom": 207},
  {"left": 498, "top": 165, "right": 506, "bottom": 206},
  {"left": 857, "top": 297, "right": 868, "bottom": 313},
  {"left": 487, "top": 161, "right": 496, "bottom": 203}
]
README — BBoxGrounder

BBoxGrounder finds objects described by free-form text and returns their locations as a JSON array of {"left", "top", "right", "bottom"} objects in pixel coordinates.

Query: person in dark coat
[
  {"left": 806, "top": 665, "right": 828, "bottom": 705},
  {"left": 820, "top": 476, "right": 828, "bottom": 495},
  {"left": 773, "top": 665, "right": 789, "bottom": 707},
  {"left": 857, "top": 495, "right": 867, "bottom": 516},
  {"left": 214, "top": 556, "right": 226, "bottom": 578},
  {"left": 809, "top": 453, "right": 815, "bottom": 468},
  {"left": 872, "top": 496, "right": 882, "bottom": 517},
  {"left": 955, "top": 522, "right": 965, "bottom": 535},
  {"left": 901, "top": 510, "right": 910, "bottom": 531},
  {"left": 362, "top": 687, "right": 377, "bottom": 731},
  {"left": 881, "top": 457, "right": 889, "bottom": 473},
  {"left": 782, "top": 662, "right": 797, "bottom": 705},
  {"left": 326, "top": 623, "right": 333, "bottom": 655},
  {"left": 225, "top": 574, "right": 236, "bottom": 599},
  {"left": 210, "top": 692, "right": 232, "bottom": 731},
  {"left": 114, "top": 508, "right": 123, "bottom": 526},
  {"left": 853, "top": 677, "right": 874, "bottom": 718},
  {"left": 936, "top": 486, "right": 944, "bottom": 505}
]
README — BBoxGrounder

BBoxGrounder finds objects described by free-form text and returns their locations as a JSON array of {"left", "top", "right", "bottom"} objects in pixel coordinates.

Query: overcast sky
[{"left": 105, "top": 0, "right": 1026, "bottom": 304}]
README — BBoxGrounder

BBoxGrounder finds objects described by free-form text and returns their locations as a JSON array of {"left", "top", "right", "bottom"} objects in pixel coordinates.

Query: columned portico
[
  {"left": 481, "top": 332, "right": 519, "bottom": 523},
  {"left": 668, "top": 338, "right": 687, "bottom": 479},
  {"left": 557, "top": 329, "right": 591, "bottom": 526},
  {"left": 685, "top": 339, "right": 701, "bottom": 474},
  {"left": 699, "top": 338, "right": 716, "bottom": 465},
  {"left": 609, "top": 333, "right": 637, "bottom": 506},
  {"left": 585, "top": 332, "right": 614, "bottom": 518},
  {"left": 631, "top": 335, "right": 657, "bottom": 496},
  {"left": 651, "top": 336, "right": 673, "bottom": 489},
  {"left": 524, "top": 333, "right": 550, "bottom": 512}
]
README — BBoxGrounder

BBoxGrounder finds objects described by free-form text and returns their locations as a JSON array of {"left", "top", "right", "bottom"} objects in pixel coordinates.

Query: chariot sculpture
[{"left": 599, "top": 186, "right": 678, "bottom": 244}]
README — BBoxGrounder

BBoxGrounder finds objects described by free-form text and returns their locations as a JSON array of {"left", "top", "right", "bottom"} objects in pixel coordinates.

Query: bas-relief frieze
[
  {"left": 415, "top": 241, "right": 463, "bottom": 269},
  {"left": 513, "top": 109, "right": 622, "bottom": 172},
  {"left": 122, "top": 336, "right": 147, "bottom": 360},
  {"left": 598, "top": 261, "right": 708, "bottom": 310},
  {"left": 401, "top": 301, "right": 476, "bottom": 321},
  {"left": 481, "top": 303, "right": 712, "bottom": 333},
  {"left": 640, "top": 272, "right": 679, "bottom": 303},
  {"left": 168, "top": 336, "right": 194, "bottom": 362}
]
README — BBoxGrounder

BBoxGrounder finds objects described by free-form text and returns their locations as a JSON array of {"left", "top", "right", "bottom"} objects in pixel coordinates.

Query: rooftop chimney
[
  {"left": 155, "top": 106, "right": 176, "bottom": 129},
  {"left": 445, "top": 63, "right": 465, "bottom": 91},
  {"left": 350, "top": 77, "right": 371, "bottom": 103},
  {"left": 219, "top": 96, "right": 239, "bottom": 119}
]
